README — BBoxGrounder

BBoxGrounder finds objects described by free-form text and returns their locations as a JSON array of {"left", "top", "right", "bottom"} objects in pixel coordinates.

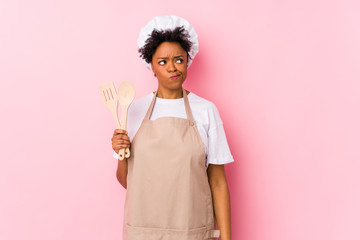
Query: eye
[
  {"left": 158, "top": 60, "right": 166, "bottom": 65},
  {"left": 176, "top": 59, "right": 184, "bottom": 63}
]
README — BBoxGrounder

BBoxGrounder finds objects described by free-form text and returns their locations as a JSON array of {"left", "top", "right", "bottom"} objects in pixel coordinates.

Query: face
[{"left": 150, "top": 41, "right": 188, "bottom": 92}]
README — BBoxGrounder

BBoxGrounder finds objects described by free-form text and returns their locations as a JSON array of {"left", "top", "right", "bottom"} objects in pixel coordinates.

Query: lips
[{"left": 170, "top": 74, "right": 180, "bottom": 79}]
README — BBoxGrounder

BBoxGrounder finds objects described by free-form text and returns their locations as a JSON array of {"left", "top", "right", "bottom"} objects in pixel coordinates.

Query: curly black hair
[{"left": 138, "top": 26, "right": 193, "bottom": 65}]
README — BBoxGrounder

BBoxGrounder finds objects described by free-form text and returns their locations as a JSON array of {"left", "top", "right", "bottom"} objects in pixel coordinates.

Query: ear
[{"left": 150, "top": 62, "right": 156, "bottom": 77}]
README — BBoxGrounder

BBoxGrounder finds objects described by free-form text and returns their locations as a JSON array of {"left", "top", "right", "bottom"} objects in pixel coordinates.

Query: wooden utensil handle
[
  {"left": 109, "top": 107, "right": 125, "bottom": 160},
  {"left": 112, "top": 112, "right": 121, "bottom": 129},
  {"left": 117, "top": 148, "right": 129, "bottom": 160},
  {"left": 125, "top": 148, "right": 130, "bottom": 158},
  {"left": 118, "top": 104, "right": 131, "bottom": 160},
  {"left": 118, "top": 148, "right": 125, "bottom": 160},
  {"left": 120, "top": 104, "right": 129, "bottom": 130}
]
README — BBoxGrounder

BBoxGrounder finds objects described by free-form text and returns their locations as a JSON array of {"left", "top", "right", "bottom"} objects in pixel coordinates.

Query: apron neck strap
[{"left": 144, "top": 88, "right": 194, "bottom": 121}]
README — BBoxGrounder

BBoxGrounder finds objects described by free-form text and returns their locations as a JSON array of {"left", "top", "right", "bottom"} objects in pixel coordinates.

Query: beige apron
[{"left": 123, "top": 88, "right": 220, "bottom": 240}]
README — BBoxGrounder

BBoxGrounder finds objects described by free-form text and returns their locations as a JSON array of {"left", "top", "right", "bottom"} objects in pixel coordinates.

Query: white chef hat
[{"left": 137, "top": 15, "right": 199, "bottom": 71}]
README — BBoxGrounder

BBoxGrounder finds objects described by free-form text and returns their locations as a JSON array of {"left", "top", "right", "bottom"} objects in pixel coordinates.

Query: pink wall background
[{"left": 1, "top": 0, "right": 359, "bottom": 239}]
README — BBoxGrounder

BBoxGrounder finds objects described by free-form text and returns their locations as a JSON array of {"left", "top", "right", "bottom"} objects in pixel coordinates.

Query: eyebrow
[{"left": 157, "top": 55, "right": 184, "bottom": 59}]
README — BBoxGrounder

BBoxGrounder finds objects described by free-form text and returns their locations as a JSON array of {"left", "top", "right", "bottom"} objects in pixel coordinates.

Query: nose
[{"left": 167, "top": 61, "right": 177, "bottom": 72}]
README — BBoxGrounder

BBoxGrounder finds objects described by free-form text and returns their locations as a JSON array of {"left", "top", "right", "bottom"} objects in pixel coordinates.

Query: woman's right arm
[{"left": 112, "top": 129, "right": 131, "bottom": 189}]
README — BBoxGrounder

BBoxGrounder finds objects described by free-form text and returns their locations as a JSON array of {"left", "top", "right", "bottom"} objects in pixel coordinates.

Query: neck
[{"left": 156, "top": 87, "right": 184, "bottom": 99}]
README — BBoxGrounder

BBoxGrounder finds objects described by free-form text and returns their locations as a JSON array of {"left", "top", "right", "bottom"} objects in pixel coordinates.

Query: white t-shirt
[{"left": 113, "top": 92, "right": 234, "bottom": 169}]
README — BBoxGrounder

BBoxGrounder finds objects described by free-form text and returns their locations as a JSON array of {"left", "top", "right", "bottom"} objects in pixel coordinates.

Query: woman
[{"left": 111, "top": 15, "right": 234, "bottom": 240}]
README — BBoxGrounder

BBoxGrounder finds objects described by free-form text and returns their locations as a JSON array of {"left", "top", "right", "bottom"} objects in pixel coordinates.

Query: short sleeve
[
  {"left": 113, "top": 151, "right": 119, "bottom": 159},
  {"left": 206, "top": 103, "right": 234, "bottom": 168}
]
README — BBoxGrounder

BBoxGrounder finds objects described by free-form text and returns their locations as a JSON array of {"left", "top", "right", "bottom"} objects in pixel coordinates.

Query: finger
[
  {"left": 113, "top": 137, "right": 129, "bottom": 143},
  {"left": 116, "top": 139, "right": 130, "bottom": 145},
  {"left": 114, "top": 132, "right": 129, "bottom": 138},
  {"left": 117, "top": 134, "right": 130, "bottom": 140},
  {"left": 113, "top": 142, "right": 131, "bottom": 149},
  {"left": 115, "top": 143, "right": 131, "bottom": 149},
  {"left": 114, "top": 129, "right": 128, "bottom": 134},
  {"left": 113, "top": 138, "right": 127, "bottom": 144}
]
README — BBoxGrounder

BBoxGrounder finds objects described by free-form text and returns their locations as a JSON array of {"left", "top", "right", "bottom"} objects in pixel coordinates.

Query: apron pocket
[
  {"left": 124, "top": 224, "right": 210, "bottom": 240},
  {"left": 204, "top": 229, "right": 221, "bottom": 239}
]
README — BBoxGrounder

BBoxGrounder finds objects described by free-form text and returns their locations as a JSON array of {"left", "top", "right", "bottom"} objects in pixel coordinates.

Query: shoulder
[
  {"left": 188, "top": 92, "right": 221, "bottom": 116},
  {"left": 129, "top": 92, "right": 153, "bottom": 112},
  {"left": 188, "top": 92, "right": 218, "bottom": 111},
  {"left": 133, "top": 92, "right": 153, "bottom": 105},
  {"left": 188, "top": 92, "right": 223, "bottom": 127}
]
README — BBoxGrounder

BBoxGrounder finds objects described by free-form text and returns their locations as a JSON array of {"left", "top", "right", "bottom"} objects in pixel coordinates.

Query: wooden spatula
[
  {"left": 98, "top": 82, "right": 126, "bottom": 160},
  {"left": 117, "top": 81, "right": 135, "bottom": 159}
]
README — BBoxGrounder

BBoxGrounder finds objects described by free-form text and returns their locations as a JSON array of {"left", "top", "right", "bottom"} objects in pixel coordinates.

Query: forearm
[
  {"left": 211, "top": 183, "right": 231, "bottom": 240},
  {"left": 116, "top": 158, "right": 128, "bottom": 189}
]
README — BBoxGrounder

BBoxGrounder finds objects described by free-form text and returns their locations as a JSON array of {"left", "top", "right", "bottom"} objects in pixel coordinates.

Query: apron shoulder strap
[
  {"left": 183, "top": 88, "right": 195, "bottom": 122},
  {"left": 144, "top": 90, "right": 157, "bottom": 120}
]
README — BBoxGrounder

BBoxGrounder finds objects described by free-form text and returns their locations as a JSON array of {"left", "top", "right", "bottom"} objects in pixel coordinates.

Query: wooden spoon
[{"left": 117, "top": 81, "right": 135, "bottom": 160}]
